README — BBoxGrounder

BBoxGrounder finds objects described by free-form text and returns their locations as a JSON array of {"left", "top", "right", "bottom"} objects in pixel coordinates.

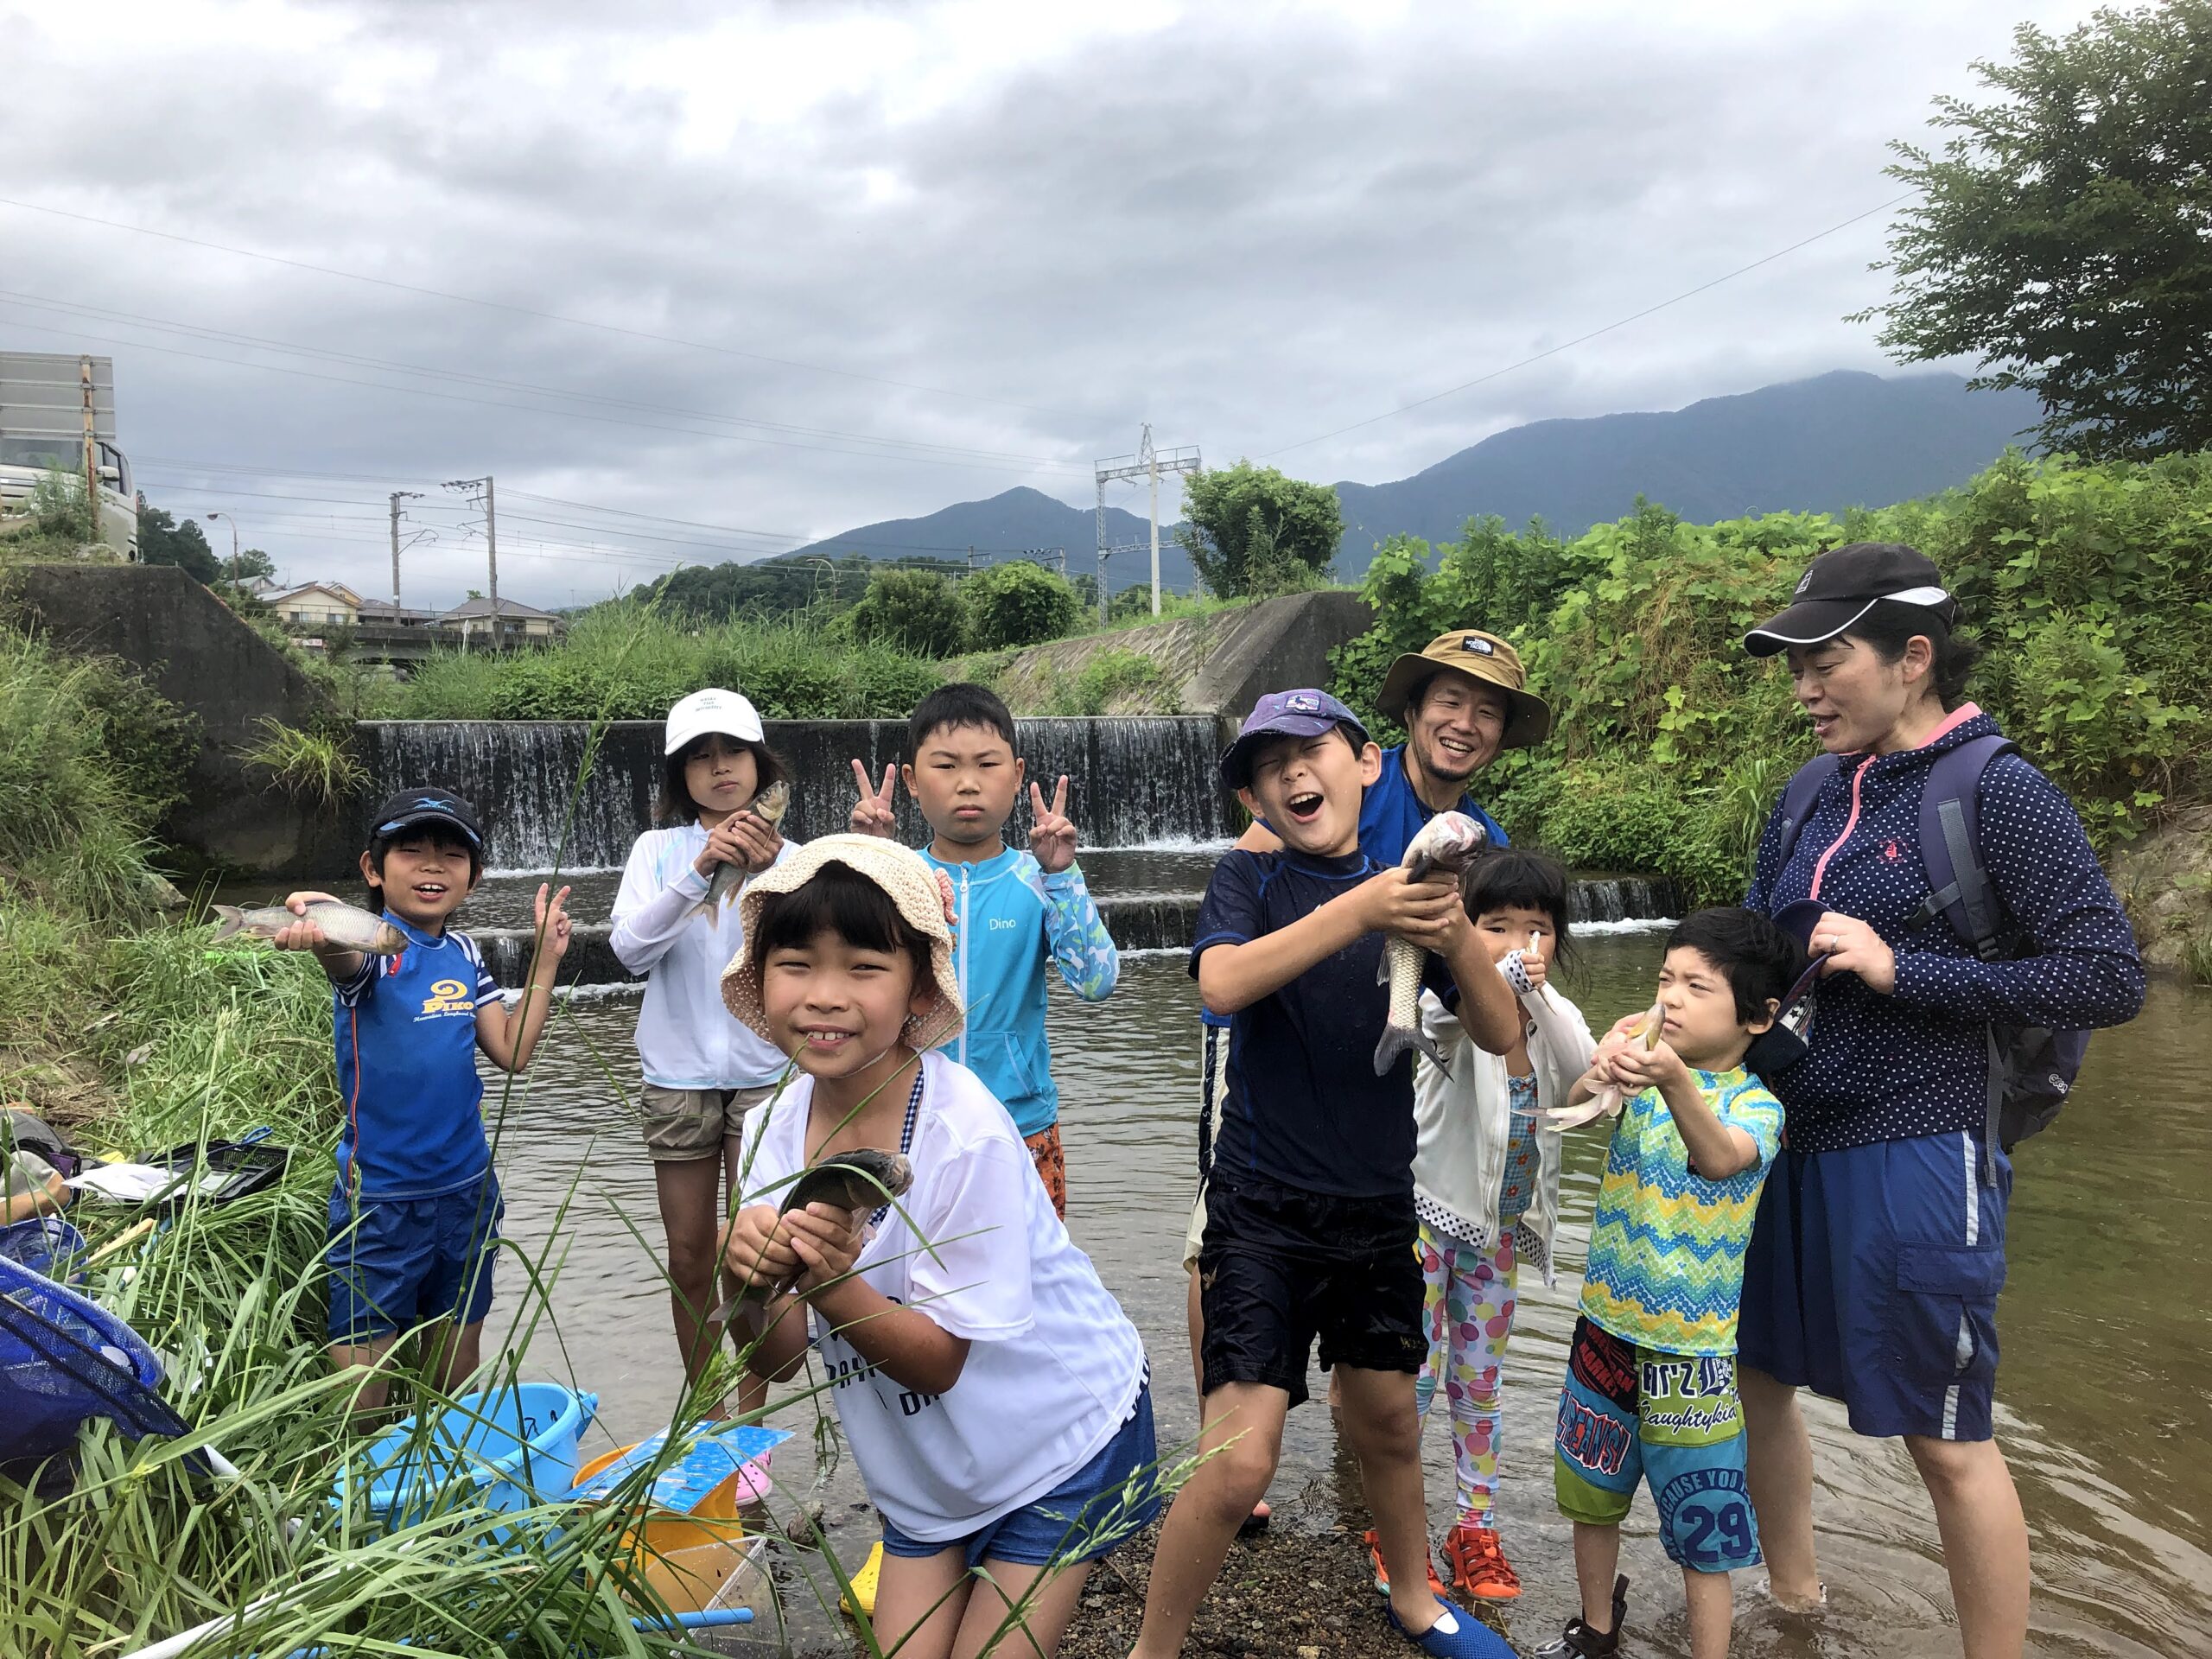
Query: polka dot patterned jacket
[{"left": 1745, "top": 704, "right": 2145, "bottom": 1154}]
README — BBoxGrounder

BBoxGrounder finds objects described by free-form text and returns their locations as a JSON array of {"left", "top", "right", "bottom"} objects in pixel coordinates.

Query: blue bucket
[{"left": 342, "top": 1382, "right": 598, "bottom": 1529}]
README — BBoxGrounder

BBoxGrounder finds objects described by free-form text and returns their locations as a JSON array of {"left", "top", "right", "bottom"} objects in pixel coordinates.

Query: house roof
[
  {"left": 268, "top": 582, "right": 360, "bottom": 607},
  {"left": 437, "top": 594, "right": 561, "bottom": 621}
]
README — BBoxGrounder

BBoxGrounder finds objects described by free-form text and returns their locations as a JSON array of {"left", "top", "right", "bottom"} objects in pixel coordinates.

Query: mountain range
[{"left": 782, "top": 370, "right": 2044, "bottom": 594}]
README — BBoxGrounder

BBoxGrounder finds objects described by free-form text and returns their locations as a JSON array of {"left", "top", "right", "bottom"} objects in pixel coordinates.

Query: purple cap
[{"left": 1218, "top": 689, "right": 1370, "bottom": 788}]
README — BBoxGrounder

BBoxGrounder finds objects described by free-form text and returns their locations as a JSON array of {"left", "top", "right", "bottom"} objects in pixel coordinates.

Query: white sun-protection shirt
[
  {"left": 741, "top": 1052, "right": 1147, "bottom": 1542},
  {"left": 610, "top": 824, "right": 798, "bottom": 1090}
]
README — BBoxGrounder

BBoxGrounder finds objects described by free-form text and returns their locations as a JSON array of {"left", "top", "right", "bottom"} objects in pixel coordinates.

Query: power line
[
  {"left": 0, "top": 194, "right": 1089, "bottom": 419},
  {"left": 0, "top": 289, "right": 1088, "bottom": 469},
  {"left": 1257, "top": 194, "right": 1915, "bottom": 458}
]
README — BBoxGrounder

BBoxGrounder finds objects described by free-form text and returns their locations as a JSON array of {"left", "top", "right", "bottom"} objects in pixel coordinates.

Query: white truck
[{"left": 0, "top": 352, "right": 137, "bottom": 558}]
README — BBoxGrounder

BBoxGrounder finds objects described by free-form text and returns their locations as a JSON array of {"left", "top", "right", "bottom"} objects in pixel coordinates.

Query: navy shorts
[
  {"left": 326, "top": 1176, "right": 503, "bottom": 1344},
  {"left": 879, "top": 1382, "right": 1160, "bottom": 1569},
  {"left": 1198, "top": 1177, "right": 1426, "bottom": 1408},
  {"left": 1738, "top": 1129, "right": 2008, "bottom": 1441}
]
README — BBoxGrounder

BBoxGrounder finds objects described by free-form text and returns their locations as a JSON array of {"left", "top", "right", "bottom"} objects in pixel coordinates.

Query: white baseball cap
[{"left": 664, "top": 688, "right": 766, "bottom": 755}]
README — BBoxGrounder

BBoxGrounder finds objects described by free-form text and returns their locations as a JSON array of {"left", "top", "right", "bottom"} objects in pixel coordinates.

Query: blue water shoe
[{"left": 1387, "top": 1595, "right": 1516, "bottom": 1659}]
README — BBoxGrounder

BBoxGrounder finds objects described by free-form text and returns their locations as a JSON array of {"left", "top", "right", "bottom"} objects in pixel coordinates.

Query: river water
[{"left": 470, "top": 919, "right": 2209, "bottom": 1657}]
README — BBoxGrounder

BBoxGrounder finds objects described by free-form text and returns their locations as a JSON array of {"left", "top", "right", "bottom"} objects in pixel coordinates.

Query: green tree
[
  {"left": 133, "top": 499, "right": 222, "bottom": 583},
  {"left": 962, "top": 560, "right": 1083, "bottom": 650},
  {"left": 1857, "top": 3, "right": 2212, "bottom": 460},
  {"left": 846, "top": 567, "right": 969, "bottom": 656},
  {"left": 1177, "top": 461, "right": 1344, "bottom": 598}
]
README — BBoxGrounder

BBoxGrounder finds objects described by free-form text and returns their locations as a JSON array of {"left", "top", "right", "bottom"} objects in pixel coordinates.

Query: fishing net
[{"left": 0, "top": 1252, "right": 185, "bottom": 1466}]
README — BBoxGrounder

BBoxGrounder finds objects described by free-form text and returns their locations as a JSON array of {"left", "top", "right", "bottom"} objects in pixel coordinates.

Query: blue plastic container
[{"left": 342, "top": 1382, "right": 598, "bottom": 1529}]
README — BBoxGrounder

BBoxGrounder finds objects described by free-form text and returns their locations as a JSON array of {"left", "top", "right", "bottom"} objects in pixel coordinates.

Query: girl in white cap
[
  {"left": 721, "top": 836, "right": 1156, "bottom": 1659},
  {"left": 609, "top": 688, "right": 794, "bottom": 1425}
]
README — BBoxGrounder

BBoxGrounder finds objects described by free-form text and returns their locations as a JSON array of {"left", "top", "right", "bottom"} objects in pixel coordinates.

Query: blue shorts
[
  {"left": 1738, "top": 1129, "right": 2008, "bottom": 1441},
  {"left": 1554, "top": 1317, "right": 1758, "bottom": 1573},
  {"left": 326, "top": 1176, "right": 503, "bottom": 1344},
  {"left": 880, "top": 1383, "right": 1160, "bottom": 1570}
]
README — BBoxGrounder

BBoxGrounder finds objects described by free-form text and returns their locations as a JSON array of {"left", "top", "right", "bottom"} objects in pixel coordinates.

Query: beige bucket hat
[
  {"left": 1376, "top": 628, "right": 1552, "bottom": 749},
  {"left": 720, "top": 834, "right": 965, "bottom": 1051}
]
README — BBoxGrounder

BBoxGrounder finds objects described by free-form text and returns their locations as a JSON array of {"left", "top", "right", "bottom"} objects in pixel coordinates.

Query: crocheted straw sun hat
[{"left": 720, "top": 834, "right": 964, "bottom": 1051}]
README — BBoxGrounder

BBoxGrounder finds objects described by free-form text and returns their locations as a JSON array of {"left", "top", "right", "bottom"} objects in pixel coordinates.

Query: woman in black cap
[{"left": 1733, "top": 543, "right": 2144, "bottom": 1658}]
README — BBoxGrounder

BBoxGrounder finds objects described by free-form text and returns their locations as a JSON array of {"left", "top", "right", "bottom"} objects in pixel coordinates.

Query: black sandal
[{"left": 1529, "top": 1574, "right": 1628, "bottom": 1658}]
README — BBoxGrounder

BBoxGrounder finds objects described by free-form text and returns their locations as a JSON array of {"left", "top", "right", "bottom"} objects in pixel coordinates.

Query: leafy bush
[
  {"left": 962, "top": 561, "right": 1084, "bottom": 651},
  {"left": 1332, "top": 451, "right": 2212, "bottom": 893},
  {"left": 846, "top": 567, "right": 969, "bottom": 657},
  {"left": 1179, "top": 461, "right": 1344, "bottom": 598}
]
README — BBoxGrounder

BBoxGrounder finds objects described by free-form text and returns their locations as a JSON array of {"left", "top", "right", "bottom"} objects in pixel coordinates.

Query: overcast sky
[{"left": 3, "top": 0, "right": 2095, "bottom": 607}]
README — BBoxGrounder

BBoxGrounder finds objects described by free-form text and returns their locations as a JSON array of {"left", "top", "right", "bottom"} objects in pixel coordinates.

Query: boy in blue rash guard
[
  {"left": 847, "top": 683, "right": 1117, "bottom": 1217},
  {"left": 271, "top": 790, "right": 571, "bottom": 1412}
]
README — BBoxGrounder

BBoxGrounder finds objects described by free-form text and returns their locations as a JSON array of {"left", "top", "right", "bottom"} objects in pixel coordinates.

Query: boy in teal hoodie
[{"left": 849, "top": 683, "right": 1118, "bottom": 1216}]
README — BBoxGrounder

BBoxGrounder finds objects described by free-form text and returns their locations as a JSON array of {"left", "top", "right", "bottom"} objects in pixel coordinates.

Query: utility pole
[
  {"left": 389, "top": 491, "right": 422, "bottom": 612},
  {"left": 79, "top": 356, "right": 99, "bottom": 550},
  {"left": 1094, "top": 425, "right": 1200, "bottom": 617},
  {"left": 442, "top": 475, "right": 503, "bottom": 646},
  {"left": 207, "top": 511, "right": 241, "bottom": 588}
]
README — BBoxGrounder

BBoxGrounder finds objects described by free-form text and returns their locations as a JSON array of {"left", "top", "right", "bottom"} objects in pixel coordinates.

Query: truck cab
[{"left": 0, "top": 353, "right": 140, "bottom": 559}]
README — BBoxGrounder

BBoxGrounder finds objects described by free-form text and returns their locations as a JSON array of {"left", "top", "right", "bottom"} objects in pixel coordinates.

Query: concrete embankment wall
[
  {"left": 2, "top": 563, "right": 351, "bottom": 874},
  {"left": 973, "top": 590, "right": 1374, "bottom": 721}
]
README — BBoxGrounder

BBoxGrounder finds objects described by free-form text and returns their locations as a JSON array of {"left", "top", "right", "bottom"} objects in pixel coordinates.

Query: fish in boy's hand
[
  {"left": 702, "top": 779, "right": 791, "bottom": 924},
  {"left": 1533, "top": 1000, "right": 1665, "bottom": 1129},
  {"left": 210, "top": 900, "right": 405, "bottom": 956},
  {"left": 721, "top": 1149, "right": 914, "bottom": 1307},
  {"left": 1371, "top": 810, "right": 1489, "bottom": 1076}
]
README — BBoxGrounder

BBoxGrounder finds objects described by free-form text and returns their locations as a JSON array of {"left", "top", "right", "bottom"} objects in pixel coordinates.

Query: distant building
[
  {"left": 437, "top": 594, "right": 563, "bottom": 643},
  {"left": 355, "top": 599, "right": 440, "bottom": 629},
  {"left": 265, "top": 582, "right": 364, "bottom": 630}
]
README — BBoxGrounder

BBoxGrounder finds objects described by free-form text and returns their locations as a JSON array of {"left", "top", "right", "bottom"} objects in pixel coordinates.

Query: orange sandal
[
  {"left": 1444, "top": 1523, "right": 1522, "bottom": 1600},
  {"left": 1364, "top": 1527, "right": 1450, "bottom": 1600}
]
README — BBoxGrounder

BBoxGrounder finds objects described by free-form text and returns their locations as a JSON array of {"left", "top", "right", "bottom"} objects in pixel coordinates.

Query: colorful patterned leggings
[{"left": 1414, "top": 1221, "right": 1519, "bottom": 1527}]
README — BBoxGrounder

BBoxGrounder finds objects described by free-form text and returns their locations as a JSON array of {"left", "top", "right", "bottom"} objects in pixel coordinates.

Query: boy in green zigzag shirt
[{"left": 1538, "top": 908, "right": 1805, "bottom": 1659}]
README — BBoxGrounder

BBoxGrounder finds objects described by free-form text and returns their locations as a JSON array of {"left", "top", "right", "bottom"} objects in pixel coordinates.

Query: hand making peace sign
[
  {"left": 1028, "top": 774, "right": 1077, "bottom": 874},
  {"left": 849, "top": 759, "right": 899, "bottom": 838}
]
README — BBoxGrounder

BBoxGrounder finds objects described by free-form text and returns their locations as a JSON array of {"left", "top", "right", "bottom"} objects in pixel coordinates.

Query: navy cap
[
  {"left": 368, "top": 789, "right": 486, "bottom": 852},
  {"left": 1218, "top": 689, "right": 1370, "bottom": 789}
]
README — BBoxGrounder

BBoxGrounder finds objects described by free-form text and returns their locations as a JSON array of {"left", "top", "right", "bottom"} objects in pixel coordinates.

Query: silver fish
[
  {"left": 1531, "top": 1000, "right": 1665, "bottom": 1129},
  {"left": 1371, "top": 810, "right": 1490, "bottom": 1077},
  {"left": 210, "top": 899, "right": 406, "bottom": 956},
  {"left": 722, "top": 1149, "right": 914, "bottom": 1307},
  {"left": 702, "top": 779, "right": 791, "bottom": 925}
]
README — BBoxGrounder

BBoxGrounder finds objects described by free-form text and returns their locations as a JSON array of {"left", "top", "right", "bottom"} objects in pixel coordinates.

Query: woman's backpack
[{"left": 1770, "top": 734, "right": 2089, "bottom": 1160}]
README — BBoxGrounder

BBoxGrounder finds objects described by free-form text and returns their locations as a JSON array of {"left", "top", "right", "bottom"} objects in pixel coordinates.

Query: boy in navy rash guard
[
  {"left": 272, "top": 789, "right": 570, "bottom": 1412},
  {"left": 1131, "top": 691, "right": 1522, "bottom": 1659}
]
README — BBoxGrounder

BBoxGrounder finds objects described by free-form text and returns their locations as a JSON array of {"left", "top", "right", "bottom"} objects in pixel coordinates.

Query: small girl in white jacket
[
  {"left": 609, "top": 688, "right": 796, "bottom": 1413},
  {"left": 1409, "top": 849, "right": 1594, "bottom": 1603}
]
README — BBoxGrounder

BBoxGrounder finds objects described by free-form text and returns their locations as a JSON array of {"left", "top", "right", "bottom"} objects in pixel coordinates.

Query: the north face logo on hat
[
  {"left": 1795, "top": 570, "right": 1815, "bottom": 597},
  {"left": 1459, "top": 636, "right": 1495, "bottom": 655},
  {"left": 1286, "top": 692, "right": 1321, "bottom": 712}
]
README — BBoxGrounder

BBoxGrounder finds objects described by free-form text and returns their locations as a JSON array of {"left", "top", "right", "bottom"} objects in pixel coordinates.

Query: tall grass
[
  {"left": 390, "top": 604, "right": 943, "bottom": 721},
  {"left": 238, "top": 716, "right": 368, "bottom": 804}
]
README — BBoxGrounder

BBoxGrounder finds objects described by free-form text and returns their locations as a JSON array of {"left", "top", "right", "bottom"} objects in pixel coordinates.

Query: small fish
[
  {"left": 210, "top": 900, "right": 406, "bottom": 956},
  {"left": 701, "top": 779, "right": 792, "bottom": 925},
  {"left": 722, "top": 1148, "right": 914, "bottom": 1307},
  {"left": 1532, "top": 1000, "right": 1665, "bottom": 1129},
  {"left": 1371, "top": 810, "right": 1491, "bottom": 1077}
]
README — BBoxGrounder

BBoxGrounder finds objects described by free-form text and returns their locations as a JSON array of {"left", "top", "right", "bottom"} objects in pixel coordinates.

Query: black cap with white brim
[{"left": 1745, "top": 542, "right": 1960, "bottom": 658}]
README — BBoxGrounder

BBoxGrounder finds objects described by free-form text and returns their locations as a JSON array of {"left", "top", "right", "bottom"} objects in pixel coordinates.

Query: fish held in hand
[
  {"left": 702, "top": 779, "right": 791, "bottom": 925},
  {"left": 722, "top": 1149, "right": 915, "bottom": 1307},
  {"left": 210, "top": 900, "right": 405, "bottom": 956},
  {"left": 1534, "top": 1000, "right": 1664, "bottom": 1129},
  {"left": 1370, "top": 810, "right": 1490, "bottom": 1077}
]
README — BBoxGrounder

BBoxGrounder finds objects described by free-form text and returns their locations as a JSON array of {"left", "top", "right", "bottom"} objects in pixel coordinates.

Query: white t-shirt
[
  {"left": 740, "top": 1052, "right": 1147, "bottom": 1542},
  {"left": 609, "top": 823, "right": 796, "bottom": 1090}
]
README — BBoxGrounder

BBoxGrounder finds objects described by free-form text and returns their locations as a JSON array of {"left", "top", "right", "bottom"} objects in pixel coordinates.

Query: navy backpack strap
[
  {"left": 1772, "top": 753, "right": 1844, "bottom": 874},
  {"left": 1910, "top": 734, "right": 2018, "bottom": 959}
]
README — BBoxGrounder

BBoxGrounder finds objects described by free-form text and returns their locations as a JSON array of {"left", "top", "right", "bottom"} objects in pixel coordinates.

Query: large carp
[{"left": 1370, "top": 810, "right": 1490, "bottom": 1076}]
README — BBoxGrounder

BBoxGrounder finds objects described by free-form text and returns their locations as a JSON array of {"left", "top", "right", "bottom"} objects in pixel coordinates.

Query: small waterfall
[
  {"left": 1567, "top": 875, "right": 1681, "bottom": 925},
  {"left": 353, "top": 715, "right": 1236, "bottom": 873}
]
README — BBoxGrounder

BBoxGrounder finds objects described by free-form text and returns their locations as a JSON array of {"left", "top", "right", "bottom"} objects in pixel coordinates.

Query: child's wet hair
[
  {"left": 660, "top": 734, "right": 791, "bottom": 824},
  {"left": 1459, "top": 848, "right": 1577, "bottom": 970},
  {"left": 908, "top": 682, "right": 1015, "bottom": 753},
  {"left": 364, "top": 828, "right": 481, "bottom": 915},
  {"left": 1665, "top": 907, "right": 1807, "bottom": 1025},
  {"left": 748, "top": 861, "right": 934, "bottom": 986}
]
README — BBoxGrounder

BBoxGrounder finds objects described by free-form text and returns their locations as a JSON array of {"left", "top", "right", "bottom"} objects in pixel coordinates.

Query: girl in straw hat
[{"left": 720, "top": 835, "right": 1157, "bottom": 1659}]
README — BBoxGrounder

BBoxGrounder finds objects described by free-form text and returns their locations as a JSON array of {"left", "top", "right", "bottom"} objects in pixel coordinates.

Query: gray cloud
[{"left": 1, "top": 0, "right": 2097, "bottom": 607}]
